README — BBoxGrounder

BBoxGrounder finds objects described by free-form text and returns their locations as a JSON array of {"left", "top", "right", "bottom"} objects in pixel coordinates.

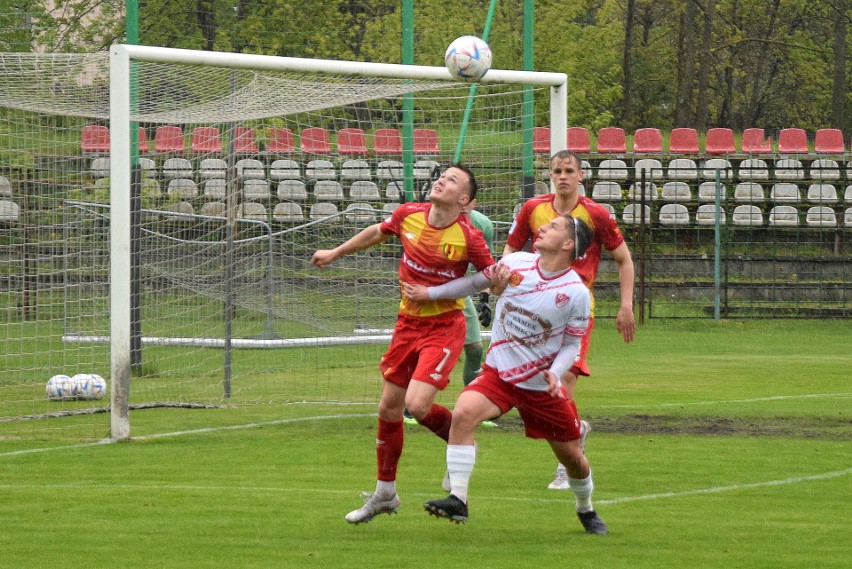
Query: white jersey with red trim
[{"left": 484, "top": 252, "right": 590, "bottom": 392}]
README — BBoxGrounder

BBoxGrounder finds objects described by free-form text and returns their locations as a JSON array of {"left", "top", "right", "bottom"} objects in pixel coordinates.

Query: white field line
[{"left": 592, "top": 392, "right": 852, "bottom": 410}]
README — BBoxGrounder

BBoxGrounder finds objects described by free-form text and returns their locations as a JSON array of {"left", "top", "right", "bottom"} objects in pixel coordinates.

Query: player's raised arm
[{"left": 311, "top": 223, "right": 388, "bottom": 268}]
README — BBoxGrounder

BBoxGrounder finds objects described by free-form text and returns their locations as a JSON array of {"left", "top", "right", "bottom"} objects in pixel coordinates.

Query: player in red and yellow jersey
[
  {"left": 312, "top": 164, "right": 494, "bottom": 524},
  {"left": 504, "top": 149, "right": 635, "bottom": 490}
]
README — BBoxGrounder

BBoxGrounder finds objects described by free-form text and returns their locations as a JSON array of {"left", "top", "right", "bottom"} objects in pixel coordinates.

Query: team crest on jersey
[
  {"left": 442, "top": 243, "right": 460, "bottom": 260},
  {"left": 509, "top": 271, "right": 523, "bottom": 287},
  {"left": 555, "top": 293, "right": 570, "bottom": 307}
]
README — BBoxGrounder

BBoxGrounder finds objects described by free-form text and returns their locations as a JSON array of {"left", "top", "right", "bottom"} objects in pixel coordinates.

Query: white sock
[
  {"left": 446, "top": 444, "right": 476, "bottom": 503},
  {"left": 568, "top": 471, "right": 594, "bottom": 513},
  {"left": 375, "top": 480, "right": 396, "bottom": 498}
]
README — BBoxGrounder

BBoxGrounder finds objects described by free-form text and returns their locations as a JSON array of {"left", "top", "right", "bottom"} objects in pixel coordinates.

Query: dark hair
[
  {"left": 450, "top": 162, "right": 479, "bottom": 201},
  {"left": 564, "top": 215, "right": 592, "bottom": 261},
  {"left": 550, "top": 150, "right": 583, "bottom": 170}
]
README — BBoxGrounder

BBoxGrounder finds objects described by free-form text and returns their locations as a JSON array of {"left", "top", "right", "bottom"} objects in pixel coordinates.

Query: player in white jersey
[{"left": 403, "top": 214, "right": 608, "bottom": 535}]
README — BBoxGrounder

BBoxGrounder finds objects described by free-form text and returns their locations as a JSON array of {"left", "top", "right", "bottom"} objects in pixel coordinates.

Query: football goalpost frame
[{"left": 108, "top": 44, "right": 567, "bottom": 440}]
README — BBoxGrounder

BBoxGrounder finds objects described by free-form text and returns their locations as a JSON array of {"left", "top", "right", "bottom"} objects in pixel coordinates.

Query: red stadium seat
[
  {"left": 414, "top": 129, "right": 440, "bottom": 155},
  {"left": 336, "top": 127, "right": 367, "bottom": 155},
  {"left": 596, "top": 127, "right": 626, "bottom": 153},
  {"left": 705, "top": 128, "right": 735, "bottom": 154},
  {"left": 567, "top": 127, "right": 591, "bottom": 153},
  {"left": 813, "top": 129, "right": 845, "bottom": 154},
  {"left": 373, "top": 128, "right": 402, "bottom": 155},
  {"left": 154, "top": 125, "right": 185, "bottom": 153},
  {"left": 533, "top": 126, "right": 551, "bottom": 154},
  {"left": 233, "top": 127, "right": 259, "bottom": 154},
  {"left": 632, "top": 128, "right": 662, "bottom": 153},
  {"left": 777, "top": 128, "right": 808, "bottom": 154},
  {"left": 81, "top": 125, "right": 110, "bottom": 153},
  {"left": 265, "top": 127, "right": 295, "bottom": 154},
  {"left": 300, "top": 127, "right": 332, "bottom": 154},
  {"left": 741, "top": 128, "right": 773, "bottom": 153},
  {"left": 668, "top": 128, "right": 699, "bottom": 153},
  {"left": 191, "top": 126, "right": 222, "bottom": 154},
  {"left": 137, "top": 127, "right": 149, "bottom": 153}
]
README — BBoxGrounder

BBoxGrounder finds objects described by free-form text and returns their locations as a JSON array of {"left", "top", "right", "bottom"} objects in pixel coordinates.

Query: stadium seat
[
  {"left": 844, "top": 207, "right": 852, "bottom": 226},
  {"left": 272, "top": 202, "right": 304, "bottom": 223},
  {"left": 591, "top": 181, "right": 622, "bottom": 201},
  {"left": 137, "top": 127, "right": 149, "bottom": 153},
  {"left": 741, "top": 128, "right": 772, "bottom": 153},
  {"left": 806, "top": 183, "right": 838, "bottom": 203},
  {"left": 0, "top": 199, "right": 19, "bottom": 222},
  {"left": 162, "top": 157, "right": 193, "bottom": 179},
  {"left": 161, "top": 201, "right": 194, "bottom": 218},
  {"left": 731, "top": 204, "right": 763, "bottom": 226},
  {"left": 191, "top": 126, "right": 222, "bottom": 154},
  {"left": 769, "top": 183, "right": 800, "bottom": 203},
  {"left": 233, "top": 127, "right": 259, "bottom": 154},
  {"left": 382, "top": 202, "right": 400, "bottom": 215},
  {"left": 276, "top": 180, "right": 308, "bottom": 202},
  {"left": 534, "top": 180, "right": 550, "bottom": 196},
  {"left": 200, "top": 201, "right": 226, "bottom": 217},
  {"left": 668, "top": 128, "right": 699, "bottom": 153},
  {"left": 336, "top": 128, "right": 368, "bottom": 155},
  {"left": 138, "top": 157, "right": 157, "bottom": 178},
  {"left": 235, "top": 158, "right": 265, "bottom": 179},
  {"left": 634, "top": 159, "right": 664, "bottom": 182},
  {"left": 808, "top": 159, "right": 841, "bottom": 181},
  {"left": 0, "top": 175, "right": 11, "bottom": 197},
  {"left": 373, "top": 128, "right": 402, "bottom": 155},
  {"left": 845, "top": 185, "right": 852, "bottom": 203},
  {"left": 167, "top": 178, "right": 198, "bottom": 200},
  {"left": 348, "top": 180, "right": 381, "bottom": 201},
  {"left": 701, "top": 158, "right": 733, "bottom": 180},
  {"left": 621, "top": 203, "right": 651, "bottom": 224},
  {"left": 340, "top": 159, "right": 372, "bottom": 181},
  {"left": 696, "top": 204, "right": 726, "bottom": 225},
  {"left": 237, "top": 202, "right": 267, "bottom": 221},
  {"left": 533, "top": 126, "right": 551, "bottom": 154},
  {"left": 658, "top": 203, "right": 690, "bottom": 225},
  {"left": 768, "top": 205, "right": 799, "bottom": 227},
  {"left": 632, "top": 128, "right": 663, "bottom": 154},
  {"left": 774, "top": 158, "right": 804, "bottom": 180},
  {"left": 300, "top": 127, "right": 332, "bottom": 154},
  {"left": 413, "top": 129, "right": 440, "bottom": 155},
  {"left": 344, "top": 202, "right": 377, "bottom": 224},
  {"left": 154, "top": 125, "right": 185, "bottom": 153},
  {"left": 597, "top": 159, "right": 629, "bottom": 180},
  {"left": 384, "top": 181, "right": 403, "bottom": 202},
  {"left": 628, "top": 182, "right": 657, "bottom": 202},
  {"left": 813, "top": 129, "right": 845, "bottom": 154},
  {"left": 269, "top": 159, "right": 302, "bottom": 181},
  {"left": 567, "top": 127, "right": 591, "bottom": 153},
  {"left": 666, "top": 158, "right": 698, "bottom": 180},
  {"left": 199, "top": 158, "right": 227, "bottom": 180},
  {"left": 805, "top": 206, "right": 837, "bottom": 227},
  {"left": 777, "top": 128, "right": 809, "bottom": 154},
  {"left": 376, "top": 160, "right": 403, "bottom": 181},
  {"left": 413, "top": 159, "right": 440, "bottom": 180},
  {"left": 243, "top": 179, "right": 271, "bottom": 201},
  {"left": 733, "top": 182, "right": 765, "bottom": 203},
  {"left": 596, "top": 127, "right": 626, "bottom": 153},
  {"left": 661, "top": 181, "right": 693, "bottom": 202},
  {"left": 738, "top": 158, "right": 770, "bottom": 180},
  {"left": 305, "top": 159, "right": 336, "bottom": 180},
  {"left": 266, "top": 127, "right": 295, "bottom": 154},
  {"left": 698, "top": 181, "right": 727, "bottom": 202},
  {"left": 203, "top": 179, "right": 226, "bottom": 200},
  {"left": 313, "top": 180, "right": 344, "bottom": 201},
  {"left": 704, "top": 128, "right": 736, "bottom": 155},
  {"left": 81, "top": 125, "right": 110, "bottom": 153},
  {"left": 309, "top": 202, "right": 340, "bottom": 221},
  {"left": 90, "top": 157, "right": 110, "bottom": 178}
]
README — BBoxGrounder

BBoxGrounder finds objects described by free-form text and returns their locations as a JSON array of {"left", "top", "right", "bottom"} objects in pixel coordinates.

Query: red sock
[
  {"left": 376, "top": 418, "right": 404, "bottom": 482},
  {"left": 418, "top": 403, "right": 453, "bottom": 442}
]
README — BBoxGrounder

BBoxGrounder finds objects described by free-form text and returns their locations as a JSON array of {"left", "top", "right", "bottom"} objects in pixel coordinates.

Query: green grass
[{"left": 0, "top": 319, "right": 850, "bottom": 568}]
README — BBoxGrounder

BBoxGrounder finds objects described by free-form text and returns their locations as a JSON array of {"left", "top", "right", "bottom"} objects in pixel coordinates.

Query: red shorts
[
  {"left": 569, "top": 316, "right": 595, "bottom": 377},
  {"left": 379, "top": 311, "right": 466, "bottom": 390},
  {"left": 465, "top": 365, "right": 583, "bottom": 442}
]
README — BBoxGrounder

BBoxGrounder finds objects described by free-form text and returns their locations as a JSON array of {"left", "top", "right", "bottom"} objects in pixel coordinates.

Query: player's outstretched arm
[{"left": 311, "top": 224, "right": 387, "bottom": 268}]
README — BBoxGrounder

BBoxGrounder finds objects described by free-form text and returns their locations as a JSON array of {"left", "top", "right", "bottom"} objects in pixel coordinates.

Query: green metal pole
[
  {"left": 713, "top": 171, "right": 722, "bottom": 320},
  {"left": 402, "top": 0, "right": 415, "bottom": 201},
  {"left": 521, "top": 0, "right": 536, "bottom": 200},
  {"left": 453, "top": 0, "right": 499, "bottom": 163}
]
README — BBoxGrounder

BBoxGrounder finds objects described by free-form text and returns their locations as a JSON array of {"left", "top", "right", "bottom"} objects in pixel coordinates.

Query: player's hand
[
  {"left": 616, "top": 305, "right": 636, "bottom": 343},
  {"left": 401, "top": 281, "right": 430, "bottom": 304},
  {"left": 489, "top": 262, "right": 511, "bottom": 296},
  {"left": 311, "top": 249, "right": 337, "bottom": 268},
  {"left": 543, "top": 370, "right": 566, "bottom": 399},
  {"left": 476, "top": 292, "right": 492, "bottom": 327}
]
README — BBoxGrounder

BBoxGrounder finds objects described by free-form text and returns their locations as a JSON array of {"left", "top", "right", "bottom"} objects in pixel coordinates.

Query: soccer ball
[
  {"left": 46, "top": 374, "right": 77, "bottom": 401},
  {"left": 72, "top": 373, "right": 107, "bottom": 400},
  {"left": 445, "top": 36, "right": 492, "bottom": 82}
]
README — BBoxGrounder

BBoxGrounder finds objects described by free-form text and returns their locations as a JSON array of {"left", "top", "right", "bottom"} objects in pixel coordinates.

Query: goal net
[{"left": 0, "top": 47, "right": 567, "bottom": 444}]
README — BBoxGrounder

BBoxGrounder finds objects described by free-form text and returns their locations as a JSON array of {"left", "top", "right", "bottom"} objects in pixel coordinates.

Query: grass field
[{"left": 1, "top": 319, "right": 849, "bottom": 569}]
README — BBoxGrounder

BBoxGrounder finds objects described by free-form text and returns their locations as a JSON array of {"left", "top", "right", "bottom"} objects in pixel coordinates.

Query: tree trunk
[
  {"left": 675, "top": 0, "right": 698, "bottom": 126},
  {"left": 695, "top": 0, "right": 715, "bottom": 130},
  {"left": 830, "top": 0, "right": 848, "bottom": 130},
  {"left": 621, "top": 0, "right": 636, "bottom": 128}
]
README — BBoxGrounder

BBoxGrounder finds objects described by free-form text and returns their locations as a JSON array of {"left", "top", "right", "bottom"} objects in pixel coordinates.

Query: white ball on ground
[
  {"left": 71, "top": 373, "right": 108, "bottom": 400},
  {"left": 46, "top": 374, "right": 76, "bottom": 401}
]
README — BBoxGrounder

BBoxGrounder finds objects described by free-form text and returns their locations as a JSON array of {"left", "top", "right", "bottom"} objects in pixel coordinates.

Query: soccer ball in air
[
  {"left": 46, "top": 374, "right": 77, "bottom": 401},
  {"left": 72, "top": 373, "right": 107, "bottom": 401},
  {"left": 445, "top": 36, "right": 492, "bottom": 82}
]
